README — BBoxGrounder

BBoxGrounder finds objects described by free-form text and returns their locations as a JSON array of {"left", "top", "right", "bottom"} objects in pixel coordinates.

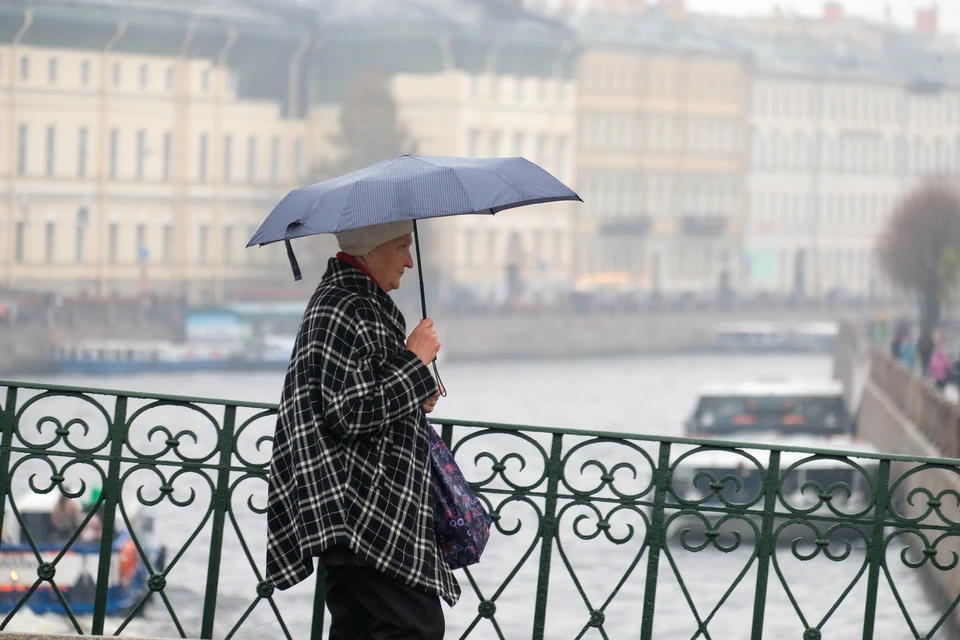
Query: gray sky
[{"left": 685, "top": 0, "right": 958, "bottom": 35}]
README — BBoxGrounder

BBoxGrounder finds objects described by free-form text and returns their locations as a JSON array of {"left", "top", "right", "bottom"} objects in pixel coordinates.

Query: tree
[
  {"left": 878, "top": 182, "right": 960, "bottom": 368},
  {"left": 314, "top": 68, "right": 417, "bottom": 179}
]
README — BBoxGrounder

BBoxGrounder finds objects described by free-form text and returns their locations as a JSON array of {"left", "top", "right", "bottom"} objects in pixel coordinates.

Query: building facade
[
  {"left": 574, "top": 14, "right": 749, "bottom": 295},
  {"left": 310, "top": 0, "right": 579, "bottom": 307},
  {"left": 743, "top": 30, "right": 960, "bottom": 300},
  {"left": 0, "top": 1, "right": 313, "bottom": 303}
]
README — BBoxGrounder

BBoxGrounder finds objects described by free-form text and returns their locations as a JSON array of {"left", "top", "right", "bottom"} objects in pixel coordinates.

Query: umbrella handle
[{"left": 413, "top": 220, "right": 447, "bottom": 398}]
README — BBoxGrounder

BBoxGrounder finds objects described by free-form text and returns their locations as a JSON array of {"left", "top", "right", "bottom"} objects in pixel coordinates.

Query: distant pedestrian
[
  {"left": 929, "top": 329, "right": 951, "bottom": 390},
  {"left": 899, "top": 330, "right": 918, "bottom": 373}
]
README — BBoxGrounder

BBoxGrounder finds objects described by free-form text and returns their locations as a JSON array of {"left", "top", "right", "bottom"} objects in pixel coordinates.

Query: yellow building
[
  {"left": 575, "top": 15, "right": 749, "bottom": 295},
  {"left": 0, "top": 4, "right": 313, "bottom": 303},
  {"left": 309, "top": 13, "right": 579, "bottom": 307}
]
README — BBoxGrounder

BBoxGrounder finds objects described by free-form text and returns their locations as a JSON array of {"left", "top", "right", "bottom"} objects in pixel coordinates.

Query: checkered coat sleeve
[{"left": 265, "top": 258, "right": 461, "bottom": 606}]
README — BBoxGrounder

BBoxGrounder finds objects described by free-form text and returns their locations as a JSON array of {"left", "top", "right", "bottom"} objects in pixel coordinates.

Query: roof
[
  {"left": 571, "top": 9, "right": 747, "bottom": 59},
  {"left": 8, "top": 0, "right": 310, "bottom": 31},
  {"left": 696, "top": 379, "right": 844, "bottom": 398},
  {"left": 312, "top": 0, "right": 574, "bottom": 46}
]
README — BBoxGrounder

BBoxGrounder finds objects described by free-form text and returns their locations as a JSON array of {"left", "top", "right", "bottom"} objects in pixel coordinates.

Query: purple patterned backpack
[{"left": 427, "top": 423, "right": 493, "bottom": 569}]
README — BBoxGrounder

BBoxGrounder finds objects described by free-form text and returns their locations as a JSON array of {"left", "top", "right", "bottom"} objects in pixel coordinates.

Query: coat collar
[{"left": 322, "top": 257, "right": 407, "bottom": 336}]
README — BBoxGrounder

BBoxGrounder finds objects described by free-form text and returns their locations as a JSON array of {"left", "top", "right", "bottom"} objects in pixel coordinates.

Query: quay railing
[{"left": 1, "top": 380, "right": 960, "bottom": 639}]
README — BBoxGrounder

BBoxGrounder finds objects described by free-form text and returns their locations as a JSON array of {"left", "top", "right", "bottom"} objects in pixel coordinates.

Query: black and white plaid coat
[{"left": 265, "top": 257, "right": 460, "bottom": 606}]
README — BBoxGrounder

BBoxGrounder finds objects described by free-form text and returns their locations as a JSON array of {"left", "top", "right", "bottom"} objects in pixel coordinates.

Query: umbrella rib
[{"left": 406, "top": 155, "right": 481, "bottom": 215}]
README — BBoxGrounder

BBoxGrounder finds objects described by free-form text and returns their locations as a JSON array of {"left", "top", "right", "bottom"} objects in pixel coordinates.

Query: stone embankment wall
[{"left": 835, "top": 326, "right": 960, "bottom": 630}]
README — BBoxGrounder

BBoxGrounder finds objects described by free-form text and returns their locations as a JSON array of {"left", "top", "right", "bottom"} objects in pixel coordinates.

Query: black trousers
[{"left": 324, "top": 565, "right": 445, "bottom": 640}]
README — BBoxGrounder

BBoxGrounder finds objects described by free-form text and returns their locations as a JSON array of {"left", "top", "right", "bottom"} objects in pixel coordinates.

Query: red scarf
[{"left": 336, "top": 252, "right": 376, "bottom": 283}]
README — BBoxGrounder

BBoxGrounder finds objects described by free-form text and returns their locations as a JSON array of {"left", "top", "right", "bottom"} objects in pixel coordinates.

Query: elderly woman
[{"left": 266, "top": 220, "right": 458, "bottom": 640}]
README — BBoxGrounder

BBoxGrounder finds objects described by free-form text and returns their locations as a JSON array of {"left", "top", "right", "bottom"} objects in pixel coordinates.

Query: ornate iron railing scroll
[{"left": 0, "top": 379, "right": 958, "bottom": 638}]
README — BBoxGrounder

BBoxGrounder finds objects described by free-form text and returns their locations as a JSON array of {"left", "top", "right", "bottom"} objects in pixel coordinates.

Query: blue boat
[
  {"left": 50, "top": 340, "right": 240, "bottom": 375},
  {"left": 0, "top": 491, "right": 166, "bottom": 617}
]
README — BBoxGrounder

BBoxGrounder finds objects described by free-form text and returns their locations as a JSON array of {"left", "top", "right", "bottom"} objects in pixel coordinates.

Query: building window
[
  {"left": 513, "top": 132, "right": 525, "bottom": 157},
  {"left": 532, "top": 229, "right": 543, "bottom": 263},
  {"left": 464, "top": 229, "right": 474, "bottom": 267},
  {"left": 166, "top": 66, "right": 175, "bottom": 90},
  {"left": 139, "top": 64, "right": 149, "bottom": 89},
  {"left": 163, "top": 132, "right": 173, "bottom": 181},
  {"left": 536, "top": 134, "right": 548, "bottom": 166},
  {"left": 136, "top": 130, "right": 147, "bottom": 180},
  {"left": 15, "top": 222, "right": 25, "bottom": 264},
  {"left": 78, "top": 127, "right": 89, "bottom": 178},
  {"left": 468, "top": 129, "right": 481, "bottom": 158},
  {"left": 109, "top": 128, "right": 119, "bottom": 179},
  {"left": 223, "top": 134, "right": 233, "bottom": 182},
  {"left": 555, "top": 135, "right": 567, "bottom": 180},
  {"left": 162, "top": 224, "right": 172, "bottom": 264},
  {"left": 76, "top": 208, "right": 88, "bottom": 263},
  {"left": 17, "top": 124, "right": 27, "bottom": 176},
  {"left": 20, "top": 56, "right": 29, "bottom": 81},
  {"left": 44, "top": 222, "right": 55, "bottom": 264},
  {"left": 247, "top": 136, "right": 257, "bottom": 183},
  {"left": 199, "top": 133, "right": 209, "bottom": 182},
  {"left": 201, "top": 69, "right": 210, "bottom": 93},
  {"left": 223, "top": 227, "right": 233, "bottom": 265},
  {"left": 294, "top": 137, "right": 306, "bottom": 181},
  {"left": 270, "top": 136, "right": 281, "bottom": 184},
  {"left": 45, "top": 125, "right": 56, "bottom": 177},
  {"left": 553, "top": 230, "right": 563, "bottom": 265},
  {"left": 136, "top": 224, "right": 147, "bottom": 257},
  {"left": 112, "top": 62, "right": 121, "bottom": 87},
  {"left": 198, "top": 225, "right": 208, "bottom": 264},
  {"left": 48, "top": 58, "right": 58, "bottom": 83},
  {"left": 108, "top": 222, "right": 119, "bottom": 264},
  {"left": 489, "top": 131, "right": 501, "bottom": 157},
  {"left": 515, "top": 77, "right": 524, "bottom": 102},
  {"left": 539, "top": 78, "right": 547, "bottom": 101},
  {"left": 81, "top": 60, "right": 91, "bottom": 86}
]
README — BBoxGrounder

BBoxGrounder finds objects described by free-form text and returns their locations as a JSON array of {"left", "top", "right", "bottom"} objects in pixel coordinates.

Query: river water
[{"left": 2, "top": 353, "right": 948, "bottom": 639}]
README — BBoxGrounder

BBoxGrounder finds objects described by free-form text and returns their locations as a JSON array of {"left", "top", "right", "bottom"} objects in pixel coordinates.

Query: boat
[
  {"left": 711, "top": 322, "right": 839, "bottom": 352},
  {"left": 668, "top": 379, "right": 879, "bottom": 546},
  {"left": 50, "top": 340, "right": 242, "bottom": 375},
  {"left": 0, "top": 491, "right": 166, "bottom": 616}
]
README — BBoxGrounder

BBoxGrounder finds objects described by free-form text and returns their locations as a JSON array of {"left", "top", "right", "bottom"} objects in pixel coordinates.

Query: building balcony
[
  {"left": 598, "top": 216, "right": 652, "bottom": 236},
  {"left": 682, "top": 215, "right": 727, "bottom": 237}
]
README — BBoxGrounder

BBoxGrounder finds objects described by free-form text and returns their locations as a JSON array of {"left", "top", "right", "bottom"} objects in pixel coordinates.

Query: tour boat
[
  {"left": 667, "top": 379, "right": 879, "bottom": 545},
  {"left": 50, "top": 340, "right": 241, "bottom": 375},
  {"left": 711, "top": 322, "right": 839, "bottom": 352}
]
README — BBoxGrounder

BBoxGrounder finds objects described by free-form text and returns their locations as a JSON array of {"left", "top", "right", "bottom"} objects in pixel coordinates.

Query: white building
[{"left": 744, "top": 31, "right": 960, "bottom": 301}]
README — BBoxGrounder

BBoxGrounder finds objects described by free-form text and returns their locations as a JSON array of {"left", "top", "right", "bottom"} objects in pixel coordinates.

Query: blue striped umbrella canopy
[{"left": 247, "top": 154, "right": 581, "bottom": 250}]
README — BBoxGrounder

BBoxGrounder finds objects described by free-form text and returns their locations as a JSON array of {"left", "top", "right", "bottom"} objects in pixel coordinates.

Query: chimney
[
  {"left": 916, "top": 7, "right": 939, "bottom": 35},
  {"left": 823, "top": 2, "right": 843, "bottom": 23}
]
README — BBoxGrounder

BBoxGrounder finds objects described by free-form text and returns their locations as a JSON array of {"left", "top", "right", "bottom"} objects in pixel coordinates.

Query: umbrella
[{"left": 247, "top": 154, "right": 582, "bottom": 391}]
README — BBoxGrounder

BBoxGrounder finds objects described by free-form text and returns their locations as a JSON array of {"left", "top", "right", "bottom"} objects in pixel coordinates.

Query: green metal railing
[{"left": 1, "top": 379, "right": 960, "bottom": 638}]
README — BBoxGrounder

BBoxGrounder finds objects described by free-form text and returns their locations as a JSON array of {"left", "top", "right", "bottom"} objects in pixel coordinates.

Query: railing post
[
  {"left": 861, "top": 459, "right": 891, "bottom": 639},
  {"left": 639, "top": 441, "right": 671, "bottom": 640},
  {"left": 531, "top": 433, "right": 563, "bottom": 640},
  {"left": 0, "top": 387, "right": 17, "bottom": 553},
  {"left": 200, "top": 404, "right": 238, "bottom": 638},
  {"left": 91, "top": 395, "right": 128, "bottom": 635},
  {"left": 749, "top": 450, "right": 781, "bottom": 639}
]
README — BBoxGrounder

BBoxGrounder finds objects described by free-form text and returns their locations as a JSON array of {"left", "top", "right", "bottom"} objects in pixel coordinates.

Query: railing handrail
[
  {"left": 4, "top": 378, "right": 960, "bottom": 467},
  {"left": 4, "top": 377, "right": 960, "bottom": 638}
]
